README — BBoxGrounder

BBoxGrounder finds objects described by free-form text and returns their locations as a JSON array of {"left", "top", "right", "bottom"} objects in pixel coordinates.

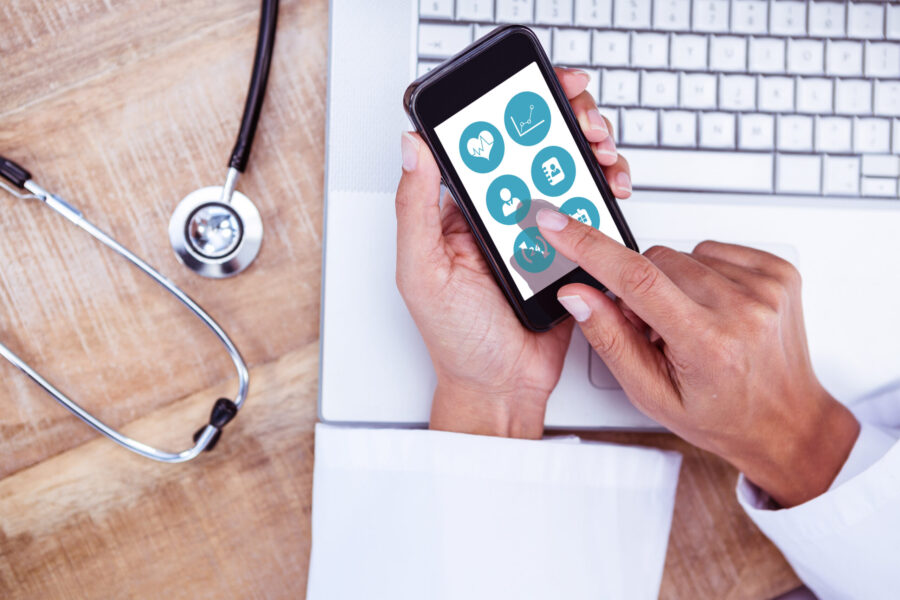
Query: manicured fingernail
[
  {"left": 558, "top": 295, "right": 591, "bottom": 322},
  {"left": 587, "top": 108, "right": 608, "bottom": 134},
  {"left": 401, "top": 132, "right": 419, "bottom": 172},
  {"left": 616, "top": 171, "right": 632, "bottom": 193},
  {"left": 536, "top": 208, "right": 569, "bottom": 232}
]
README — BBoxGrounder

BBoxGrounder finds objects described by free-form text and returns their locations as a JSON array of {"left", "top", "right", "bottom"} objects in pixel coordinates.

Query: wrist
[
  {"left": 429, "top": 377, "right": 549, "bottom": 439},
  {"left": 735, "top": 393, "right": 860, "bottom": 508}
]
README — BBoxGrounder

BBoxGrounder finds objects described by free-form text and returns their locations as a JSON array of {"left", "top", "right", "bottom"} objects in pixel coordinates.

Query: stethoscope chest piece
[{"left": 169, "top": 173, "right": 263, "bottom": 278}]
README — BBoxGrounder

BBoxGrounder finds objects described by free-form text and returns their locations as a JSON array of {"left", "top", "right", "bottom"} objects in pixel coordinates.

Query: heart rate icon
[{"left": 466, "top": 130, "right": 494, "bottom": 160}]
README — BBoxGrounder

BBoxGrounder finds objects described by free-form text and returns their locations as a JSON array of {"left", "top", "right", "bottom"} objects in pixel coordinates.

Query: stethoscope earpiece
[{"left": 169, "top": 168, "right": 263, "bottom": 278}]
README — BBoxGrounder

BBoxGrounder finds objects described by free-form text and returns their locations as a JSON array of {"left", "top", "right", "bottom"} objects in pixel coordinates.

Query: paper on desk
[{"left": 307, "top": 424, "right": 682, "bottom": 600}]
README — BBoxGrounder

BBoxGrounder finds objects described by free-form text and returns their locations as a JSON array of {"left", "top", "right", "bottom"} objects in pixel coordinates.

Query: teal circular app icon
[
  {"left": 559, "top": 197, "right": 601, "bottom": 229},
  {"left": 531, "top": 146, "right": 576, "bottom": 197},
  {"left": 459, "top": 121, "right": 504, "bottom": 173},
  {"left": 486, "top": 175, "right": 531, "bottom": 225},
  {"left": 514, "top": 226, "right": 555, "bottom": 273},
  {"left": 504, "top": 91, "right": 551, "bottom": 146}
]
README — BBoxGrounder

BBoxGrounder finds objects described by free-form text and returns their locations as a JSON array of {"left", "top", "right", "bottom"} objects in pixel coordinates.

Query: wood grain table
[{"left": 0, "top": 1, "right": 800, "bottom": 598}]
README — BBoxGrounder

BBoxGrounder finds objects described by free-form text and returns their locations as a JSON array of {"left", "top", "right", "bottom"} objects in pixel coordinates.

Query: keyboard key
[
  {"left": 474, "top": 24, "right": 500, "bottom": 39},
  {"left": 748, "top": 38, "right": 785, "bottom": 73},
  {"left": 420, "top": 0, "right": 454, "bottom": 19},
  {"left": 787, "top": 39, "right": 825, "bottom": 74},
  {"left": 874, "top": 81, "right": 900, "bottom": 117},
  {"left": 732, "top": 0, "right": 768, "bottom": 34},
  {"left": 653, "top": 0, "right": 690, "bottom": 31},
  {"left": 693, "top": 0, "right": 730, "bottom": 33},
  {"left": 622, "top": 109, "right": 659, "bottom": 145},
  {"left": 602, "top": 69, "right": 640, "bottom": 105},
  {"left": 848, "top": 2, "right": 885, "bottom": 39},
  {"left": 574, "top": 0, "right": 612, "bottom": 26},
  {"left": 536, "top": 0, "right": 573, "bottom": 24},
  {"left": 739, "top": 113, "right": 775, "bottom": 150},
  {"left": 865, "top": 42, "right": 900, "bottom": 78},
  {"left": 417, "top": 61, "right": 441, "bottom": 76},
  {"left": 533, "top": 27, "right": 553, "bottom": 54},
  {"left": 854, "top": 117, "right": 891, "bottom": 153},
  {"left": 815, "top": 116, "right": 853, "bottom": 152},
  {"left": 671, "top": 34, "right": 708, "bottom": 70},
  {"left": 681, "top": 73, "right": 717, "bottom": 108},
  {"left": 777, "top": 115, "right": 814, "bottom": 151},
  {"left": 835, "top": 79, "right": 873, "bottom": 115},
  {"left": 614, "top": 0, "right": 652, "bottom": 29},
  {"left": 770, "top": 1, "right": 806, "bottom": 36},
  {"left": 862, "top": 155, "right": 900, "bottom": 177},
  {"left": 759, "top": 76, "right": 795, "bottom": 112},
  {"left": 457, "top": 0, "right": 494, "bottom": 20},
  {"left": 797, "top": 77, "right": 833, "bottom": 114},
  {"left": 660, "top": 110, "right": 697, "bottom": 146},
  {"left": 776, "top": 154, "right": 821, "bottom": 194},
  {"left": 720, "top": 75, "right": 756, "bottom": 111},
  {"left": 861, "top": 177, "right": 898, "bottom": 198},
  {"left": 418, "top": 24, "right": 472, "bottom": 58},
  {"left": 826, "top": 41, "right": 864, "bottom": 77},
  {"left": 554, "top": 28, "right": 591, "bottom": 65},
  {"left": 710, "top": 36, "right": 747, "bottom": 72},
  {"left": 632, "top": 33, "right": 669, "bottom": 68},
  {"left": 809, "top": 2, "right": 846, "bottom": 37},
  {"left": 497, "top": 0, "right": 535, "bottom": 22},
  {"left": 823, "top": 156, "right": 860, "bottom": 196},
  {"left": 699, "top": 112, "right": 735, "bottom": 148},
  {"left": 894, "top": 119, "right": 900, "bottom": 154},
  {"left": 889, "top": 5, "right": 900, "bottom": 40},
  {"left": 592, "top": 31, "right": 630, "bottom": 66},
  {"left": 642, "top": 71, "right": 679, "bottom": 106},
  {"left": 623, "top": 148, "right": 774, "bottom": 192}
]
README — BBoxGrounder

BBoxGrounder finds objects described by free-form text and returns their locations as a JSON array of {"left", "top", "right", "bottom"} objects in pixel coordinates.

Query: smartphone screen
[{"left": 433, "top": 61, "right": 627, "bottom": 301}]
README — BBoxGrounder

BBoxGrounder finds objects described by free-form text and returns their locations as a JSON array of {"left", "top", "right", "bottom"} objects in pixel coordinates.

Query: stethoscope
[{"left": 0, "top": 0, "right": 278, "bottom": 463}]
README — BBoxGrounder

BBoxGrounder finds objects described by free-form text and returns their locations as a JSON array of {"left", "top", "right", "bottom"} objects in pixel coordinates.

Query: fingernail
[
  {"left": 558, "top": 295, "right": 591, "bottom": 322},
  {"left": 401, "top": 132, "right": 419, "bottom": 172},
  {"left": 587, "top": 108, "right": 608, "bottom": 133},
  {"left": 594, "top": 146, "right": 617, "bottom": 160},
  {"left": 536, "top": 208, "right": 569, "bottom": 232},
  {"left": 616, "top": 171, "right": 632, "bottom": 193}
]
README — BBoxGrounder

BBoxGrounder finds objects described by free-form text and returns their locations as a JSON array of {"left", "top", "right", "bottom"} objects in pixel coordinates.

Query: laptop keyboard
[{"left": 417, "top": 0, "right": 900, "bottom": 199}]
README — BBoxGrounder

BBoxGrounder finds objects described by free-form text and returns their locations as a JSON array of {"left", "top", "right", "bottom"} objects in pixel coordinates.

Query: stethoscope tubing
[{"left": 0, "top": 180, "right": 249, "bottom": 463}]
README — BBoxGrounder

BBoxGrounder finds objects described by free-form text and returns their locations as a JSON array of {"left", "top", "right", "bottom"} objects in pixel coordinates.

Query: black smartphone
[{"left": 404, "top": 25, "right": 639, "bottom": 332}]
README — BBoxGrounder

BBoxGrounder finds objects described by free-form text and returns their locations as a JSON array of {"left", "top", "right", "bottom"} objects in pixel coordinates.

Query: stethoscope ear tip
[{"left": 169, "top": 172, "right": 263, "bottom": 278}]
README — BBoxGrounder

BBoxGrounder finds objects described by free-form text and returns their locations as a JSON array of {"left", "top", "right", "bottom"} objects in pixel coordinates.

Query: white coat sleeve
[
  {"left": 307, "top": 424, "right": 682, "bottom": 600},
  {"left": 738, "top": 385, "right": 900, "bottom": 600}
]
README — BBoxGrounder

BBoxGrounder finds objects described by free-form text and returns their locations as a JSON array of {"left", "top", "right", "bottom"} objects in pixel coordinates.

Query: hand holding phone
[
  {"left": 405, "top": 25, "right": 638, "bottom": 331},
  {"left": 395, "top": 62, "right": 632, "bottom": 439}
]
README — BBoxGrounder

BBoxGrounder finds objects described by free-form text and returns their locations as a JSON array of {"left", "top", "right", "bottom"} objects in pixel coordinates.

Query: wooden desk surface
[{"left": 0, "top": 1, "right": 800, "bottom": 597}]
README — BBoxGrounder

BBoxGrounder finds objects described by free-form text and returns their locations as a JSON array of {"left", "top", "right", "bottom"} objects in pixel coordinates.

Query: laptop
[{"left": 321, "top": 0, "right": 900, "bottom": 429}]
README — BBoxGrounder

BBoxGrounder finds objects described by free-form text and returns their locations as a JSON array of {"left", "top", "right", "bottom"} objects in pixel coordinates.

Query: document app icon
[{"left": 541, "top": 157, "right": 565, "bottom": 186}]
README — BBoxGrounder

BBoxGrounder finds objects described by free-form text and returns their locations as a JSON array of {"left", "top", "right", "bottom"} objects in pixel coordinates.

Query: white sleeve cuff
[
  {"left": 829, "top": 421, "right": 898, "bottom": 489},
  {"left": 308, "top": 424, "right": 682, "bottom": 600}
]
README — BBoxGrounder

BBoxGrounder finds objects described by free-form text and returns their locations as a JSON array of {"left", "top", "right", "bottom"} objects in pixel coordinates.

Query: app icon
[
  {"left": 559, "top": 197, "right": 601, "bottom": 229},
  {"left": 486, "top": 175, "right": 531, "bottom": 225},
  {"left": 504, "top": 91, "right": 551, "bottom": 146},
  {"left": 531, "top": 146, "right": 576, "bottom": 196},
  {"left": 459, "top": 121, "right": 504, "bottom": 173},
  {"left": 514, "top": 226, "right": 555, "bottom": 273}
]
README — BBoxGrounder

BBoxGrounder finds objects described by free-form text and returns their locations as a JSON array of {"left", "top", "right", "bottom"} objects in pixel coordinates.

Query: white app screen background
[{"left": 434, "top": 62, "right": 625, "bottom": 299}]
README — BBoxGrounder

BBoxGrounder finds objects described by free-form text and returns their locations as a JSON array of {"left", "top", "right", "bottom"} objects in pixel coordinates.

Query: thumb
[
  {"left": 557, "top": 283, "right": 677, "bottom": 418},
  {"left": 396, "top": 132, "right": 447, "bottom": 279}
]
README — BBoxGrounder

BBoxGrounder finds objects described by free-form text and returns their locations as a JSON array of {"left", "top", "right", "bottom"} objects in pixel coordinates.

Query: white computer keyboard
[{"left": 417, "top": 0, "right": 900, "bottom": 199}]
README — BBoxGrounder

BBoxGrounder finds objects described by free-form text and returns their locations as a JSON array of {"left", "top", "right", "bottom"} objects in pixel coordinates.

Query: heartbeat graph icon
[{"left": 466, "top": 130, "right": 495, "bottom": 160}]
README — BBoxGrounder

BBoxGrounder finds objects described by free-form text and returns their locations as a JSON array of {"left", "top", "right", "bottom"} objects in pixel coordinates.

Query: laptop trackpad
[{"left": 588, "top": 239, "right": 800, "bottom": 390}]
